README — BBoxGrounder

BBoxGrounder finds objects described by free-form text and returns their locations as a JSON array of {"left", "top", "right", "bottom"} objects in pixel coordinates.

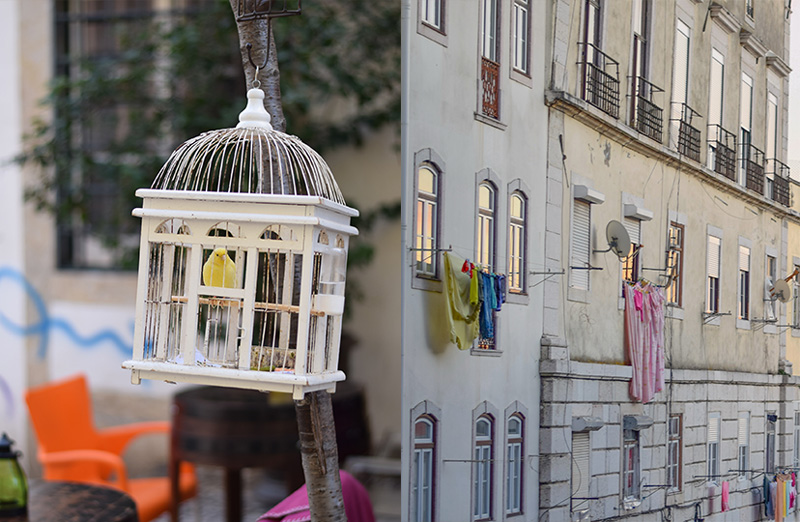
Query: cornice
[
  {"left": 766, "top": 51, "right": 792, "bottom": 77},
  {"left": 709, "top": 2, "right": 741, "bottom": 34},
  {"left": 739, "top": 29, "right": 768, "bottom": 58}
]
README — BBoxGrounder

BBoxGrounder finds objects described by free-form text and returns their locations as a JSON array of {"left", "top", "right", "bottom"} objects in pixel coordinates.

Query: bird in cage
[{"left": 203, "top": 247, "right": 238, "bottom": 288}]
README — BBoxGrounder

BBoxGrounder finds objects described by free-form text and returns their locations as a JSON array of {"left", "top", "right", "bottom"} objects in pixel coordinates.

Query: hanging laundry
[
  {"left": 494, "top": 274, "right": 506, "bottom": 310},
  {"left": 721, "top": 481, "right": 729, "bottom": 512},
  {"left": 765, "top": 475, "right": 773, "bottom": 518},
  {"left": 772, "top": 480, "right": 779, "bottom": 521},
  {"left": 623, "top": 281, "right": 666, "bottom": 403},
  {"left": 443, "top": 253, "right": 481, "bottom": 350},
  {"left": 479, "top": 271, "right": 496, "bottom": 339}
]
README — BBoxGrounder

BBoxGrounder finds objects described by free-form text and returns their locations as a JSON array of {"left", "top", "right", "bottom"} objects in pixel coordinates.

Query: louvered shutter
[
  {"left": 739, "top": 246, "right": 750, "bottom": 272},
  {"left": 738, "top": 415, "right": 749, "bottom": 446},
  {"left": 571, "top": 432, "right": 590, "bottom": 507},
  {"left": 708, "top": 415, "right": 719, "bottom": 443},
  {"left": 571, "top": 200, "right": 591, "bottom": 290},
  {"left": 707, "top": 236, "right": 721, "bottom": 278},
  {"left": 624, "top": 217, "right": 641, "bottom": 247}
]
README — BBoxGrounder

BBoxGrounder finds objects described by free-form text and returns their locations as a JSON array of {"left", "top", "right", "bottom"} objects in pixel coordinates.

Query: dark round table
[{"left": 4, "top": 480, "right": 138, "bottom": 521}]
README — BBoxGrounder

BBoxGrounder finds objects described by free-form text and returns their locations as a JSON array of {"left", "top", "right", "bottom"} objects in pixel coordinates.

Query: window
[
  {"left": 706, "top": 235, "right": 721, "bottom": 314},
  {"left": 738, "top": 245, "right": 750, "bottom": 321},
  {"left": 739, "top": 73, "right": 753, "bottom": 186},
  {"left": 480, "top": 0, "right": 501, "bottom": 119},
  {"left": 583, "top": 0, "right": 601, "bottom": 50},
  {"left": 413, "top": 417, "right": 436, "bottom": 522},
  {"left": 630, "top": 0, "right": 650, "bottom": 81},
  {"left": 738, "top": 412, "right": 749, "bottom": 479},
  {"left": 746, "top": 0, "right": 754, "bottom": 19},
  {"left": 666, "top": 222, "right": 684, "bottom": 306},
  {"left": 669, "top": 21, "right": 690, "bottom": 149},
  {"left": 570, "top": 199, "right": 592, "bottom": 290},
  {"left": 571, "top": 431, "right": 590, "bottom": 516},
  {"left": 420, "top": 0, "right": 443, "bottom": 31},
  {"left": 707, "top": 49, "right": 725, "bottom": 170},
  {"left": 623, "top": 428, "right": 640, "bottom": 503},
  {"left": 766, "top": 255, "right": 777, "bottom": 321},
  {"left": 766, "top": 413, "right": 776, "bottom": 473},
  {"left": 415, "top": 164, "right": 440, "bottom": 278},
  {"left": 794, "top": 412, "right": 800, "bottom": 468},
  {"left": 622, "top": 217, "right": 642, "bottom": 287},
  {"left": 794, "top": 265, "right": 800, "bottom": 328},
  {"left": 512, "top": 0, "right": 529, "bottom": 75},
  {"left": 505, "top": 415, "right": 523, "bottom": 515},
  {"left": 667, "top": 414, "right": 682, "bottom": 492},
  {"left": 477, "top": 183, "right": 497, "bottom": 272},
  {"left": 707, "top": 413, "right": 720, "bottom": 483},
  {"left": 474, "top": 416, "right": 494, "bottom": 521},
  {"left": 508, "top": 192, "right": 526, "bottom": 293},
  {"left": 766, "top": 92, "right": 779, "bottom": 198}
]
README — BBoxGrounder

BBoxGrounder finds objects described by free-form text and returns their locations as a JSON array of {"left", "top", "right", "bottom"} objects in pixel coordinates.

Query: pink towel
[
  {"left": 257, "top": 470, "right": 375, "bottom": 522},
  {"left": 721, "top": 481, "right": 729, "bottom": 512}
]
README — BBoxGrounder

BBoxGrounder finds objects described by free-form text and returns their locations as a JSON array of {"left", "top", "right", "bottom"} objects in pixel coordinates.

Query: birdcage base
[{"left": 122, "top": 360, "right": 344, "bottom": 399}]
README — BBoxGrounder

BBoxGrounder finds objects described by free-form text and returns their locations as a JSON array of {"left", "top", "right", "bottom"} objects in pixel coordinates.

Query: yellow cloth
[{"left": 443, "top": 253, "right": 481, "bottom": 350}]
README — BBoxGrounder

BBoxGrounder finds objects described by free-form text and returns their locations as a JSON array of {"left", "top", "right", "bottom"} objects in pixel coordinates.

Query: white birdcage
[{"left": 123, "top": 88, "right": 358, "bottom": 399}]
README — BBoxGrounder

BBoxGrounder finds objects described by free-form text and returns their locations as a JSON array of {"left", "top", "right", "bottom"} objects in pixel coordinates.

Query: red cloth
[
  {"left": 721, "top": 481, "right": 729, "bottom": 512},
  {"left": 257, "top": 471, "right": 375, "bottom": 522}
]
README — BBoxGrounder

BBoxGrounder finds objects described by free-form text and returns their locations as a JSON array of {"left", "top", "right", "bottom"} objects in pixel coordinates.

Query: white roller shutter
[
  {"left": 739, "top": 246, "right": 750, "bottom": 272},
  {"left": 709, "top": 50, "right": 724, "bottom": 127},
  {"left": 571, "top": 432, "right": 590, "bottom": 510},
  {"left": 738, "top": 414, "right": 749, "bottom": 446},
  {"left": 708, "top": 415, "right": 720, "bottom": 443},
  {"left": 707, "top": 236, "right": 721, "bottom": 278},
  {"left": 623, "top": 217, "right": 641, "bottom": 247},
  {"left": 571, "top": 200, "right": 591, "bottom": 290}
]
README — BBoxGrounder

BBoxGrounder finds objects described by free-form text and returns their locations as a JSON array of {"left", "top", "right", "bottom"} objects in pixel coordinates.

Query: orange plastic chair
[{"left": 25, "top": 374, "right": 197, "bottom": 522}]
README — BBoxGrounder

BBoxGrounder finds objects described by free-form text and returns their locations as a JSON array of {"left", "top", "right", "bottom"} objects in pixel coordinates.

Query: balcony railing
[
  {"left": 629, "top": 76, "right": 664, "bottom": 143},
  {"left": 578, "top": 42, "right": 620, "bottom": 118},
  {"left": 766, "top": 158, "right": 791, "bottom": 207},
  {"left": 707, "top": 124, "right": 737, "bottom": 181},
  {"left": 741, "top": 143, "right": 765, "bottom": 195},
  {"left": 670, "top": 103, "right": 701, "bottom": 162},
  {"left": 481, "top": 57, "right": 500, "bottom": 119}
]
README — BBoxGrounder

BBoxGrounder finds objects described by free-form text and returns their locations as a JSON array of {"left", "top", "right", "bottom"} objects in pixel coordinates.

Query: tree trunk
[
  {"left": 228, "top": 1, "right": 287, "bottom": 132},
  {"left": 227, "top": 4, "right": 346, "bottom": 521},
  {"left": 295, "top": 391, "right": 347, "bottom": 522}
]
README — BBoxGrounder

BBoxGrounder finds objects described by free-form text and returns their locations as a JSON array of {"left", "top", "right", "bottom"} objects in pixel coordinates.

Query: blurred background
[{"left": 0, "top": 0, "right": 400, "bottom": 519}]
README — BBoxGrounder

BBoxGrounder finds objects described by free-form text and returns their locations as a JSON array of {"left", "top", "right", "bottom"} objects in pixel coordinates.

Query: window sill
[
  {"left": 764, "top": 323, "right": 777, "bottom": 335},
  {"left": 666, "top": 305, "right": 684, "bottom": 320},
  {"left": 737, "top": 318, "right": 751, "bottom": 330},
  {"left": 470, "top": 347, "right": 503, "bottom": 357},
  {"left": 505, "top": 291, "right": 529, "bottom": 305},
  {"left": 510, "top": 68, "right": 533, "bottom": 88},
  {"left": 703, "top": 314, "right": 721, "bottom": 326},
  {"left": 474, "top": 112, "right": 508, "bottom": 131},
  {"left": 417, "top": 20, "right": 447, "bottom": 47},
  {"left": 567, "top": 286, "right": 590, "bottom": 304},
  {"left": 792, "top": 327, "right": 800, "bottom": 338},
  {"left": 411, "top": 274, "right": 442, "bottom": 292}
]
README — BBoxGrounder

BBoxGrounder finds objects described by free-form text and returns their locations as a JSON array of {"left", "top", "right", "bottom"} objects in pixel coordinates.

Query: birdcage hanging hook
[{"left": 235, "top": 0, "right": 302, "bottom": 22}]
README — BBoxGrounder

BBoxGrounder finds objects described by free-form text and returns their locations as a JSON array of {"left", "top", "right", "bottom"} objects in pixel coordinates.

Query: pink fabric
[
  {"left": 257, "top": 471, "right": 375, "bottom": 522},
  {"left": 721, "top": 481, "right": 729, "bottom": 512},
  {"left": 624, "top": 283, "right": 666, "bottom": 403}
]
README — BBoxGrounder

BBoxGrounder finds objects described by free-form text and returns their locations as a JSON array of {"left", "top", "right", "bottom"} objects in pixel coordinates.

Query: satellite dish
[
  {"left": 606, "top": 220, "right": 631, "bottom": 260},
  {"left": 771, "top": 279, "right": 792, "bottom": 303}
]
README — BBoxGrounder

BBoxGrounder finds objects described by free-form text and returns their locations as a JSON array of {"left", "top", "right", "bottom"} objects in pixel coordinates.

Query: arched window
[
  {"left": 477, "top": 183, "right": 496, "bottom": 272},
  {"left": 413, "top": 416, "right": 436, "bottom": 522},
  {"left": 508, "top": 192, "right": 526, "bottom": 293},
  {"left": 474, "top": 415, "right": 494, "bottom": 520},
  {"left": 415, "top": 164, "right": 440, "bottom": 278},
  {"left": 505, "top": 414, "right": 523, "bottom": 515}
]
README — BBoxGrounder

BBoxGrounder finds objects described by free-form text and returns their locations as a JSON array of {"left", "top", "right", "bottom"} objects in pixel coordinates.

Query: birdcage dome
[{"left": 151, "top": 88, "right": 346, "bottom": 205}]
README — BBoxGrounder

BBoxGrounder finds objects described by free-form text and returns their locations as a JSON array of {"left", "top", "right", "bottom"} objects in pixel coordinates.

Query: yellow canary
[{"left": 202, "top": 247, "right": 237, "bottom": 288}]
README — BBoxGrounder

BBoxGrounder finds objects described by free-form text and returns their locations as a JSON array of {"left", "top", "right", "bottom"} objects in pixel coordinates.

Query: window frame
[
  {"left": 571, "top": 430, "right": 591, "bottom": 516},
  {"left": 412, "top": 416, "right": 436, "bottom": 522},
  {"left": 666, "top": 222, "right": 684, "bottom": 307},
  {"left": 477, "top": 181, "right": 498, "bottom": 273},
  {"left": 707, "top": 412, "right": 721, "bottom": 485},
  {"left": 570, "top": 199, "right": 592, "bottom": 293},
  {"left": 621, "top": 217, "right": 642, "bottom": 287},
  {"left": 414, "top": 164, "right": 441, "bottom": 280},
  {"left": 765, "top": 253, "right": 777, "bottom": 323},
  {"left": 706, "top": 230, "right": 722, "bottom": 318},
  {"left": 510, "top": 0, "right": 531, "bottom": 81},
  {"left": 481, "top": 0, "right": 500, "bottom": 62},
  {"left": 667, "top": 414, "right": 682, "bottom": 492},
  {"left": 505, "top": 413, "right": 524, "bottom": 516},
  {"left": 507, "top": 188, "right": 527, "bottom": 298},
  {"left": 473, "top": 414, "right": 495, "bottom": 521},
  {"left": 409, "top": 401, "right": 442, "bottom": 522},
  {"left": 417, "top": 0, "right": 447, "bottom": 46},
  {"left": 737, "top": 238, "right": 752, "bottom": 329},
  {"left": 412, "top": 149, "right": 446, "bottom": 292},
  {"left": 794, "top": 411, "right": 800, "bottom": 468},
  {"left": 737, "top": 412, "right": 749, "bottom": 480},
  {"left": 766, "top": 413, "right": 776, "bottom": 474},
  {"left": 622, "top": 427, "right": 641, "bottom": 504},
  {"left": 669, "top": 19, "right": 691, "bottom": 150}
]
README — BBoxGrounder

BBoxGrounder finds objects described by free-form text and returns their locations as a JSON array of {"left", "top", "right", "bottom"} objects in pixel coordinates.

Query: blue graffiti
[
  {"left": 0, "top": 267, "right": 133, "bottom": 359},
  {"left": 0, "top": 266, "right": 136, "bottom": 417}
]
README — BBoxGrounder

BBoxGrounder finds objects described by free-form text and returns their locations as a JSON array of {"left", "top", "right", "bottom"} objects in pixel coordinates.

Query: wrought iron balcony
[
  {"left": 481, "top": 57, "right": 500, "bottom": 119},
  {"left": 707, "top": 124, "right": 737, "bottom": 181},
  {"left": 670, "top": 103, "right": 701, "bottom": 162},
  {"left": 578, "top": 42, "right": 620, "bottom": 118},
  {"left": 629, "top": 76, "right": 664, "bottom": 143},
  {"left": 740, "top": 143, "right": 765, "bottom": 195},
  {"left": 766, "top": 158, "right": 791, "bottom": 207}
]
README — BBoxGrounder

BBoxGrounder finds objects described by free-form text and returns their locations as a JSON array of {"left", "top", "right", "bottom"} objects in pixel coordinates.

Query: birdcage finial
[{"left": 237, "top": 88, "right": 274, "bottom": 130}]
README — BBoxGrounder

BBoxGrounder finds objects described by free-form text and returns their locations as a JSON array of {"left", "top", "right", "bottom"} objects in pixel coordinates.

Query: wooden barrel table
[
  {"left": 169, "top": 383, "right": 369, "bottom": 522},
  {"left": 3, "top": 480, "right": 138, "bottom": 522}
]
